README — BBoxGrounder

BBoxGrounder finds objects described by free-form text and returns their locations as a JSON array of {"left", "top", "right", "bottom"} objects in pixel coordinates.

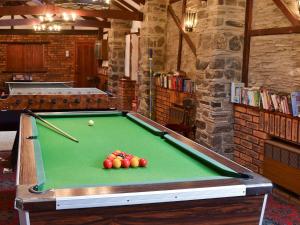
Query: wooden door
[{"left": 75, "top": 41, "right": 97, "bottom": 87}]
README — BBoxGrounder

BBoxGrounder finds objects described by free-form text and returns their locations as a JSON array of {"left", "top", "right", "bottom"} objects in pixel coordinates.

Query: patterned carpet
[
  {"left": 263, "top": 194, "right": 300, "bottom": 225},
  {"left": 1, "top": 151, "right": 300, "bottom": 225}
]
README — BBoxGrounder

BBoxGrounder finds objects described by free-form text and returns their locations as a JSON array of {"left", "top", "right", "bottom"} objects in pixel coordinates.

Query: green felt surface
[{"left": 35, "top": 113, "right": 226, "bottom": 191}]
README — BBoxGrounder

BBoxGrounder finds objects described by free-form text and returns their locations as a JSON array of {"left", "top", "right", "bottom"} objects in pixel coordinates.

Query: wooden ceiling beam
[
  {"left": 251, "top": 26, "right": 300, "bottom": 36},
  {"left": 0, "top": 5, "right": 143, "bottom": 21},
  {"left": 169, "top": 0, "right": 181, "bottom": 4},
  {"left": 111, "top": 0, "right": 131, "bottom": 12},
  {"left": 116, "top": 0, "right": 139, "bottom": 12},
  {"left": 75, "top": 19, "right": 111, "bottom": 28},
  {"left": 130, "top": 0, "right": 145, "bottom": 5},
  {"left": 272, "top": 0, "right": 300, "bottom": 26},
  {"left": 0, "top": 18, "right": 111, "bottom": 28},
  {"left": 0, "top": 29, "right": 99, "bottom": 35}
]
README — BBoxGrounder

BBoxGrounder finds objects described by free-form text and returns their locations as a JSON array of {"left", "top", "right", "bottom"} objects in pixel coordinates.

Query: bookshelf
[
  {"left": 235, "top": 103, "right": 300, "bottom": 145},
  {"left": 154, "top": 72, "right": 195, "bottom": 94}
]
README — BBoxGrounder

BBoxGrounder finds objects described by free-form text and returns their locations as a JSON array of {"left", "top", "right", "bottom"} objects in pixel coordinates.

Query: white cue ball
[{"left": 88, "top": 120, "right": 94, "bottom": 126}]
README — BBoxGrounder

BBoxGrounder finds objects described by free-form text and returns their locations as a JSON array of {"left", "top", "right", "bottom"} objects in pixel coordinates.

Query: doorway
[{"left": 75, "top": 41, "right": 97, "bottom": 87}]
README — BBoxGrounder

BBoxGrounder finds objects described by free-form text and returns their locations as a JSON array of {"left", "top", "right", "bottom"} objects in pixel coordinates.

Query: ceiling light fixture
[{"left": 34, "top": 12, "right": 77, "bottom": 33}]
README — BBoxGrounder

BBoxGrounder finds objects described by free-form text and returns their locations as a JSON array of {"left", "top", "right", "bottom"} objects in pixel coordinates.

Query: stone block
[
  {"left": 210, "top": 57, "right": 225, "bottom": 69},
  {"left": 229, "top": 36, "right": 242, "bottom": 51}
]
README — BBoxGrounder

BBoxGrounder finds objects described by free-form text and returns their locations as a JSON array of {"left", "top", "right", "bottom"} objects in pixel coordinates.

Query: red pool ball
[
  {"left": 113, "top": 150, "right": 121, "bottom": 156},
  {"left": 107, "top": 156, "right": 115, "bottom": 161},
  {"left": 103, "top": 159, "right": 113, "bottom": 169},
  {"left": 126, "top": 154, "right": 133, "bottom": 160},
  {"left": 121, "top": 159, "right": 130, "bottom": 168},
  {"left": 139, "top": 158, "right": 148, "bottom": 167}
]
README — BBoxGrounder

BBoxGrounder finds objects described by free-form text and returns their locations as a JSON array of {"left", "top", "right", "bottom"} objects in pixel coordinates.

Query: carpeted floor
[{"left": 0, "top": 151, "right": 299, "bottom": 225}]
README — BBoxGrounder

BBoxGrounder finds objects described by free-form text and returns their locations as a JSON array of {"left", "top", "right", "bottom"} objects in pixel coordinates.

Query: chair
[{"left": 166, "top": 98, "right": 196, "bottom": 139}]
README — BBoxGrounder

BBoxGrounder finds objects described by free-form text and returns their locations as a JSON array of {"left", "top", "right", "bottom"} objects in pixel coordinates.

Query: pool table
[{"left": 15, "top": 111, "right": 272, "bottom": 225}]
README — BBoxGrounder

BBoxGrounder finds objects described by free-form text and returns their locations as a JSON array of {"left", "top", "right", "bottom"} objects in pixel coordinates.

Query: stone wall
[
  {"left": 137, "top": 0, "right": 168, "bottom": 117},
  {"left": 107, "top": 20, "right": 131, "bottom": 94},
  {"left": 249, "top": 0, "right": 300, "bottom": 92},
  {"left": 137, "top": 0, "right": 246, "bottom": 158},
  {"left": 195, "top": 0, "right": 246, "bottom": 158},
  {"left": 0, "top": 34, "right": 97, "bottom": 90}
]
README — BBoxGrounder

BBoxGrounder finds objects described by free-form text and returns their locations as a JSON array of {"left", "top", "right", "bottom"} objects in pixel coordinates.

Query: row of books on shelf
[
  {"left": 231, "top": 82, "right": 300, "bottom": 117},
  {"left": 154, "top": 72, "right": 195, "bottom": 93}
]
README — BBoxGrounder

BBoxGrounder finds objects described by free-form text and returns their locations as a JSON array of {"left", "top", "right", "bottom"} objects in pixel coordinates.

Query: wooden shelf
[
  {"left": 235, "top": 103, "right": 298, "bottom": 120},
  {"left": 234, "top": 103, "right": 300, "bottom": 146}
]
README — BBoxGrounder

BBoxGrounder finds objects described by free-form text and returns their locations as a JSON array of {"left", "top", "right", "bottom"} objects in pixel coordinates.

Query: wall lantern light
[{"left": 184, "top": 10, "right": 198, "bottom": 32}]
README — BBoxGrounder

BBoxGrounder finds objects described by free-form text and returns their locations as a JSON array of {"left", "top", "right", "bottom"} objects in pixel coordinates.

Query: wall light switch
[{"left": 66, "top": 50, "right": 70, "bottom": 57}]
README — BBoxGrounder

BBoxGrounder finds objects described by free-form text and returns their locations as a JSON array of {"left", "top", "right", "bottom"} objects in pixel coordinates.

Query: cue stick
[{"left": 25, "top": 109, "right": 79, "bottom": 143}]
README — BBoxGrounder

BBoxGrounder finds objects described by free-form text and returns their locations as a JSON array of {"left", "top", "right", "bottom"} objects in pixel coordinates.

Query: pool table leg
[
  {"left": 259, "top": 194, "right": 268, "bottom": 225},
  {"left": 18, "top": 210, "right": 30, "bottom": 225}
]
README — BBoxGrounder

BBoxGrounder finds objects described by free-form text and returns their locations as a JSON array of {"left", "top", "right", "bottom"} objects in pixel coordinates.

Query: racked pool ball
[
  {"left": 130, "top": 157, "right": 139, "bottom": 168},
  {"left": 113, "top": 158, "right": 122, "bottom": 169},
  {"left": 103, "top": 159, "right": 112, "bottom": 169},
  {"left": 139, "top": 158, "right": 148, "bottom": 167}
]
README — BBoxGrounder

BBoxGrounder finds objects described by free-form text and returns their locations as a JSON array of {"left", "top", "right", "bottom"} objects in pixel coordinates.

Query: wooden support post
[
  {"left": 242, "top": 0, "right": 253, "bottom": 87},
  {"left": 177, "top": 0, "right": 186, "bottom": 71},
  {"left": 11, "top": 15, "right": 14, "bottom": 30}
]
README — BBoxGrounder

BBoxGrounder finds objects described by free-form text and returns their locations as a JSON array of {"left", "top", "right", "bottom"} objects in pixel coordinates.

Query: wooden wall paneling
[
  {"left": 292, "top": 119, "right": 298, "bottom": 143},
  {"left": 269, "top": 113, "right": 275, "bottom": 135},
  {"left": 24, "top": 44, "right": 44, "bottom": 71},
  {"left": 6, "top": 44, "right": 44, "bottom": 72},
  {"left": 7, "top": 44, "right": 24, "bottom": 71},
  {"left": 286, "top": 118, "right": 292, "bottom": 141},
  {"left": 280, "top": 117, "right": 286, "bottom": 139},
  {"left": 259, "top": 111, "right": 265, "bottom": 131},
  {"left": 264, "top": 113, "right": 270, "bottom": 133},
  {"left": 275, "top": 115, "right": 280, "bottom": 137},
  {"left": 264, "top": 156, "right": 300, "bottom": 195}
]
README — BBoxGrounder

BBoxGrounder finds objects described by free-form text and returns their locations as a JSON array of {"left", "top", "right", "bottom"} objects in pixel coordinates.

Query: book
[
  {"left": 230, "top": 84, "right": 296, "bottom": 117},
  {"left": 154, "top": 72, "right": 195, "bottom": 94},
  {"left": 231, "top": 82, "right": 244, "bottom": 103},
  {"left": 291, "top": 92, "right": 300, "bottom": 117}
]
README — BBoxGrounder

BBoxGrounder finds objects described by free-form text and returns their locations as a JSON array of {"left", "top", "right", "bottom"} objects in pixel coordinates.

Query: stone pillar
[
  {"left": 107, "top": 20, "right": 131, "bottom": 95},
  {"left": 137, "top": 0, "right": 168, "bottom": 117},
  {"left": 195, "top": 0, "right": 246, "bottom": 158}
]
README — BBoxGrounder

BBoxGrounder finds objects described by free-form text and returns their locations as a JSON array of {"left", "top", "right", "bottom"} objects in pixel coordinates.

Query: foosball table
[{"left": 0, "top": 82, "right": 117, "bottom": 110}]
